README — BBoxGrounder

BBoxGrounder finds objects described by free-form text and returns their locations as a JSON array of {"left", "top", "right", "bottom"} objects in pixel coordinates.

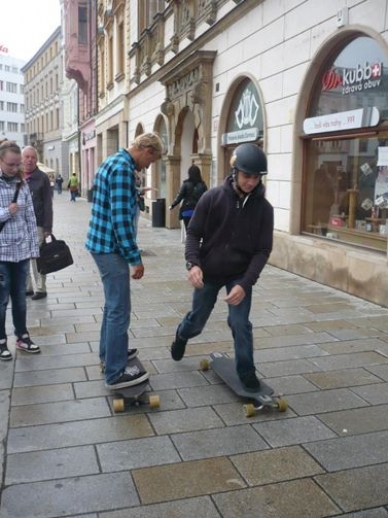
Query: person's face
[
  {"left": 22, "top": 149, "right": 38, "bottom": 173},
  {"left": 235, "top": 171, "right": 262, "bottom": 193},
  {"left": 0, "top": 151, "right": 22, "bottom": 177},
  {"left": 136, "top": 146, "right": 161, "bottom": 170}
]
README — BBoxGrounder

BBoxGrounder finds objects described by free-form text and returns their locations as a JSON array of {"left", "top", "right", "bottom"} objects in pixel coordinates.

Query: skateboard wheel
[
  {"left": 149, "top": 395, "right": 160, "bottom": 409},
  {"left": 200, "top": 358, "right": 210, "bottom": 371},
  {"left": 243, "top": 404, "right": 256, "bottom": 418},
  {"left": 277, "top": 398, "right": 288, "bottom": 412},
  {"left": 113, "top": 398, "right": 125, "bottom": 413}
]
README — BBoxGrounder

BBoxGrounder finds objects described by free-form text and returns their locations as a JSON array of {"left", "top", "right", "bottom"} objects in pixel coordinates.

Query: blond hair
[{"left": 130, "top": 132, "right": 163, "bottom": 155}]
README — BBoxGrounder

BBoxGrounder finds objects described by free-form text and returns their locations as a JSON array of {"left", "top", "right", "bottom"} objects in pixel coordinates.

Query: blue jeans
[
  {"left": 178, "top": 278, "right": 254, "bottom": 379},
  {"left": 91, "top": 253, "right": 131, "bottom": 384},
  {"left": 0, "top": 259, "right": 30, "bottom": 340}
]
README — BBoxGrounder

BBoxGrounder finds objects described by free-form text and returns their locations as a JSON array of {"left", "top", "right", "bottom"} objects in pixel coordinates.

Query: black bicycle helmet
[{"left": 231, "top": 143, "right": 268, "bottom": 175}]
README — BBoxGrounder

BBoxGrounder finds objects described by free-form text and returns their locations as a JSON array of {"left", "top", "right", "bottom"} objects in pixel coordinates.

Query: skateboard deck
[
  {"left": 202, "top": 352, "right": 287, "bottom": 416},
  {"left": 106, "top": 357, "right": 160, "bottom": 413}
]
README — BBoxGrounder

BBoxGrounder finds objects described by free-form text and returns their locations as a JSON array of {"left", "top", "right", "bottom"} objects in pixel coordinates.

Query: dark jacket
[
  {"left": 171, "top": 179, "right": 207, "bottom": 219},
  {"left": 25, "top": 168, "right": 53, "bottom": 232},
  {"left": 185, "top": 175, "right": 273, "bottom": 293}
]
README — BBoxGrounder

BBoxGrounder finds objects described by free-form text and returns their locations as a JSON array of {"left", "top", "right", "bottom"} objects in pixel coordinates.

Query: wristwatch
[{"left": 186, "top": 261, "right": 196, "bottom": 271}]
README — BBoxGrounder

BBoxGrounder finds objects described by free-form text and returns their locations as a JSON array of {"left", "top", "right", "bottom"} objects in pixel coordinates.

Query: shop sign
[
  {"left": 322, "top": 62, "right": 383, "bottom": 96},
  {"left": 222, "top": 80, "right": 263, "bottom": 145},
  {"left": 0, "top": 44, "right": 9, "bottom": 54},
  {"left": 303, "top": 107, "right": 380, "bottom": 134},
  {"left": 222, "top": 128, "right": 260, "bottom": 145}
]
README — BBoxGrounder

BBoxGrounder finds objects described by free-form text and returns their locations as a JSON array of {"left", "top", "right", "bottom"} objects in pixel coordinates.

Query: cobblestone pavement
[{"left": 1, "top": 193, "right": 388, "bottom": 518}]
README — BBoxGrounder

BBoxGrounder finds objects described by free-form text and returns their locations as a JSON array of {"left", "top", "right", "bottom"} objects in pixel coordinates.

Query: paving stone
[
  {"left": 149, "top": 370, "right": 210, "bottom": 390},
  {"left": 318, "top": 405, "right": 388, "bottom": 436},
  {"left": 309, "top": 351, "right": 388, "bottom": 371},
  {"left": 97, "top": 436, "right": 181, "bottom": 472},
  {"left": 0, "top": 365, "right": 15, "bottom": 390},
  {"left": 266, "top": 374, "right": 319, "bottom": 394},
  {"left": 171, "top": 424, "right": 268, "bottom": 461},
  {"left": 0, "top": 390, "right": 10, "bottom": 441},
  {"left": 132, "top": 457, "right": 246, "bottom": 504},
  {"left": 366, "top": 364, "right": 388, "bottom": 381},
  {"left": 320, "top": 338, "right": 388, "bottom": 355},
  {"left": 257, "top": 358, "right": 321, "bottom": 377},
  {"left": 305, "top": 430, "right": 388, "bottom": 471},
  {"left": 253, "top": 415, "right": 337, "bottom": 447},
  {"left": 304, "top": 368, "right": 382, "bottom": 389},
  {"left": 7, "top": 415, "right": 154, "bottom": 454},
  {"left": 149, "top": 407, "right": 224, "bottom": 434},
  {"left": 28, "top": 342, "right": 92, "bottom": 355},
  {"left": 0, "top": 472, "right": 139, "bottom": 517},
  {"left": 177, "top": 384, "right": 239, "bottom": 407},
  {"left": 152, "top": 357, "right": 207, "bottom": 374},
  {"left": 286, "top": 388, "right": 369, "bottom": 415},
  {"left": 10, "top": 397, "right": 110, "bottom": 427},
  {"left": 15, "top": 352, "right": 98, "bottom": 372},
  {"left": 11, "top": 383, "right": 74, "bottom": 406},
  {"left": 254, "top": 344, "right": 329, "bottom": 363},
  {"left": 338, "top": 509, "right": 388, "bottom": 517},
  {"left": 262, "top": 324, "right": 315, "bottom": 336},
  {"left": 99, "top": 496, "right": 220, "bottom": 518},
  {"left": 315, "top": 463, "right": 388, "bottom": 512},
  {"left": 5, "top": 445, "right": 99, "bottom": 484},
  {"left": 231, "top": 445, "right": 325, "bottom": 485},
  {"left": 255, "top": 332, "right": 334, "bottom": 349},
  {"left": 13, "top": 367, "right": 87, "bottom": 387},
  {"left": 351, "top": 382, "right": 388, "bottom": 404},
  {"left": 212, "top": 479, "right": 340, "bottom": 517}
]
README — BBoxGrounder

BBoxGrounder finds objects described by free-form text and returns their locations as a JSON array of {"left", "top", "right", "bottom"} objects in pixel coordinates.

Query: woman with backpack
[{"left": 169, "top": 165, "right": 207, "bottom": 228}]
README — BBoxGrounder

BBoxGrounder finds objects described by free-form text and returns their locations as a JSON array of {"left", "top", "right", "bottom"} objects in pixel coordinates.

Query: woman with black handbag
[{"left": 0, "top": 140, "right": 41, "bottom": 360}]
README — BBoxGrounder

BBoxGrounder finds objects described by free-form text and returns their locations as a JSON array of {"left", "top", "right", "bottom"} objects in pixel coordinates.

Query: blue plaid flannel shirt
[{"left": 85, "top": 148, "right": 141, "bottom": 265}]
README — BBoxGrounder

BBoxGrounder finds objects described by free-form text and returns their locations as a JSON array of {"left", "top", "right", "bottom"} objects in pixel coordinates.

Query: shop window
[{"left": 302, "top": 35, "right": 388, "bottom": 251}]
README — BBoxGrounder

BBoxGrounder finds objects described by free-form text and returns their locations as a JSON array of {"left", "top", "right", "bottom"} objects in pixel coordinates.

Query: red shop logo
[{"left": 322, "top": 69, "right": 342, "bottom": 90}]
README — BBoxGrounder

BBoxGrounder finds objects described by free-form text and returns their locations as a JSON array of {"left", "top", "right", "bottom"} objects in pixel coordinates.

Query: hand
[
  {"left": 8, "top": 202, "right": 18, "bottom": 215},
  {"left": 131, "top": 264, "right": 144, "bottom": 280},
  {"left": 188, "top": 265, "right": 204, "bottom": 289},
  {"left": 169, "top": 205, "right": 173, "bottom": 210},
  {"left": 224, "top": 285, "right": 246, "bottom": 306}
]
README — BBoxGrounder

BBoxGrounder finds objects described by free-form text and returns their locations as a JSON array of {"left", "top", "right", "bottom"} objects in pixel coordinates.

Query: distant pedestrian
[
  {"left": 55, "top": 174, "right": 64, "bottom": 194},
  {"left": 0, "top": 140, "right": 41, "bottom": 360},
  {"left": 68, "top": 173, "right": 79, "bottom": 201},
  {"left": 169, "top": 165, "right": 207, "bottom": 229},
  {"left": 22, "top": 146, "right": 53, "bottom": 301},
  {"left": 86, "top": 132, "right": 163, "bottom": 390}
]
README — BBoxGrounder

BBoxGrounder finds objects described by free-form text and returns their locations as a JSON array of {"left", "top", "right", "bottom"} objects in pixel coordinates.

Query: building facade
[
  {"left": 114, "top": 0, "right": 388, "bottom": 307},
  {"left": 22, "top": 27, "right": 64, "bottom": 173},
  {"left": 62, "top": 0, "right": 98, "bottom": 196},
  {"left": 0, "top": 48, "right": 26, "bottom": 148}
]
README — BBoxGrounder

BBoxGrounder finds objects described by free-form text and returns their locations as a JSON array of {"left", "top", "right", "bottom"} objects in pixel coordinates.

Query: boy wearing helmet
[{"left": 171, "top": 143, "right": 273, "bottom": 391}]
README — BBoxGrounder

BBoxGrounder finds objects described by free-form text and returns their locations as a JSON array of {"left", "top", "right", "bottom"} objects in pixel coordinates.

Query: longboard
[
  {"left": 104, "top": 357, "right": 160, "bottom": 413},
  {"left": 200, "top": 352, "right": 288, "bottom": 417}
]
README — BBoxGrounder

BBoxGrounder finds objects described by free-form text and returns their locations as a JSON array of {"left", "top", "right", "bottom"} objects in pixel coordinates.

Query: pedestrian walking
[
  {"left": 0, "top": 140, "right": 41, "bottom": 360},
  {"left": 86, "top": 132, "right": 163, "bottom": 389},
  {"left": 171, "top": 143, "right": 273, "bottom": 392},
  {"left": 22, "top": 146, "right": 53, "bottom": 301},
  {"left": 55, "top": 174, "right": 64, "bottom": 194},
  {"left": 68, "top": 173, "right": 79, "bottom": 201},
  {"left": 169, "top": 164, "right": 207, "bottom": 229}
]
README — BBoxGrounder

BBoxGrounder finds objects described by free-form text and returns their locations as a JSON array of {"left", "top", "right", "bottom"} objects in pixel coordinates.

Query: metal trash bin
[
  {"left": 87, "top": 189, "right": 93, "bottom": 203},
  {"left": 152, "top": 198, "right": 165, "bottom": 227}
]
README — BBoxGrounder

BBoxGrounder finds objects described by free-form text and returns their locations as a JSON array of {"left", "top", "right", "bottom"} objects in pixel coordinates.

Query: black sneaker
[
  {"left": 240, "top": 372, "right": 261, "bottom": 393},
  {"left": 171, "top": 330, "right": 187, "bottom": 361},
  {"left": 0, "top": 340, "right": 12, "bottom": 361},
  {"left": 16, "top": 334, "right": 41, "bottom": 354},
  {"left": 100, "top": 349, "right": 139, "bottom": 373},
  {"left": 105, "top": 365, "right": 149, "bottom": 390}
]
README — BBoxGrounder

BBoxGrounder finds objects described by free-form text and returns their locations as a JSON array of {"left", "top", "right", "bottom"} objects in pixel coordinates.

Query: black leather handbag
[{"left": 37, "top": 235, "right": 74, "bottom": 275}]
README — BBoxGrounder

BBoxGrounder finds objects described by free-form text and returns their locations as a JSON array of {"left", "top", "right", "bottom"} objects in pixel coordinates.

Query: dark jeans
[
  {"left": 0, "top": 259, "right": 30, "bottom": 340},
  {"left": 178, "top": 278, "right": 255, "bottom": 378}
]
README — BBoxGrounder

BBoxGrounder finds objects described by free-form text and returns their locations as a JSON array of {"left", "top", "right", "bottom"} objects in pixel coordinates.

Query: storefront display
[{"left": 302, "top": 36, "right": 388, "bottom": 251}]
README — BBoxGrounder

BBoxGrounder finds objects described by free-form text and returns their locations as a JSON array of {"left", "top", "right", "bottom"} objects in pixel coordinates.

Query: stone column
[{"left": 164, "top": 155, "right": 182, "bottom": 229}]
